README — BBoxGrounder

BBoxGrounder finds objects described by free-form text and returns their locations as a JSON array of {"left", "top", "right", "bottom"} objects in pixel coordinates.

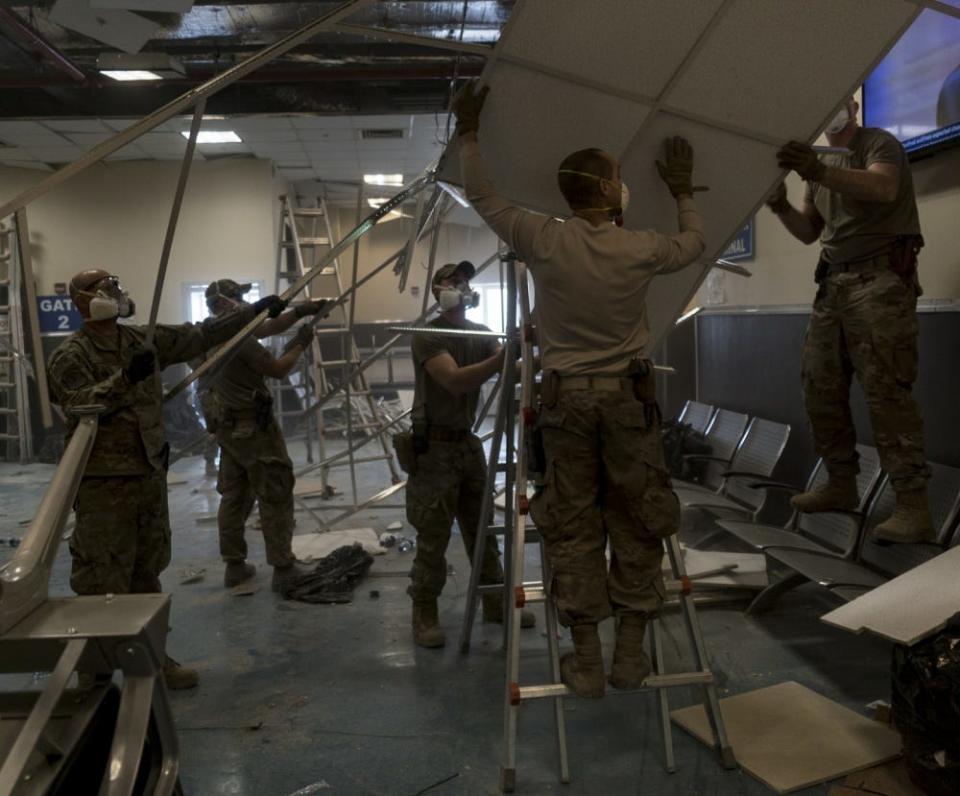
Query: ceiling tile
[
  {"left": 62, "top": 132, "right": 112, "bottom": 147},
  {"left": 0, "top": 148, "right": 36, "bottom": 161},
  {"left": 289, "top": 116, "right": 354, "bottom": 130},
  {"left": 23, "top": 146, "right": 84, "bottom": 162},
  {"left": 278, "top": 167, "right": 318, "bottom": 180},
  {"left": 229, "top": 116, "right": 295, "bottom": 131},
  {"left": 239, "top": 129, "right": 299, "bottom": 143},
  {"left": 44, "top": 119, "right": 112, "bottom": 134},
  {"left": 0, "top": 121, "right": 71, "bottom": 146},
  {"left": 0, "top": 159, "right": 52, "bottom": 171}
]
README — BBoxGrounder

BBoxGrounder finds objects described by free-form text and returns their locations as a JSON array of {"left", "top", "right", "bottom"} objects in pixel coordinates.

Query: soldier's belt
[
  {"left": 426, "top": 428, "right": 473, "bottom": 442},
  {"left": 826, "top": 253, "right": 891, "bottom": 275},
  {"left": 557, "top": 375, "right": 635, "bottom": 393}
]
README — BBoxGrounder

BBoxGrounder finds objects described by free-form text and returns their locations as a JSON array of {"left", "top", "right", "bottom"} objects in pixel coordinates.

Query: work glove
[
  {"left": 123, "top": 346, "right": 156, "bottom": 384},
  {"left": 765, "top": 182, "right": 791, "bottom": 214},
  {"left": 253, "top": 294, "right": 287, "bottom": 319},
  {"left": 776, "top": 141, "right": 825, "bottom": 182},
  {"left": 453, "top": 81, "right": 490, "bottom": 137},
  {"left": 283, "top": 324, "right": 314, "bottom": 355},
  {"left": 655, "top": 136, "right": 708, "bottom": 199},
  {"left": 293, "top": 299, "right": 334, "bottom": 319}
]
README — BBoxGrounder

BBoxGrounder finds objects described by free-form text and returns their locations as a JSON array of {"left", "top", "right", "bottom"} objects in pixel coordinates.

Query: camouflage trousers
[
  {"left": 216, "top": 416, "right": 296, "bottom": 568},
  {"left": 405, "top": 435, "right": 503, "bottom": 601},
  {"left": 803, "top": 269, "right": 930, "bottom": 493},
  {"left": 529, "top": 390, "right": 679, "bottom": 626},
  {"left": 70, "top": 470, "right": 170, "bottom": 595}
]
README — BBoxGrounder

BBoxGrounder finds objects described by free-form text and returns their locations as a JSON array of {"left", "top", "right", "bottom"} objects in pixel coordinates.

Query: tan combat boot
[
  {"left": 872, "top": 490, "right": 935, "bottom": 544},
  {"left": 790, "top": 474, "right": 859, "bottom": 513},
  {"left": 560, "top": 624, "right": 605, "bottom": 699},
  {"left": 482, "top": 593, "right": 536, "bottom": 629},
  {"left": 163, "top": 656, "right": 199, "bottom": 690},
  {"left": 412, "top": 599, "right": 446, "bottom": 648},
  {"left": 224, "top": 560, "right": 256, "bottom": 587},
  {"left": 609, "top": 616, "right": 652, "bottom": 690}
]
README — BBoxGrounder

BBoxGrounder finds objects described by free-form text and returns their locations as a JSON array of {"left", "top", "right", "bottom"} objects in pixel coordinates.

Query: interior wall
[
  {"left": 0, "top": 159, "right": 287, "bottom": 324},
  {"left": 328, "top": 206, "right": 501, "bottom": 323}
]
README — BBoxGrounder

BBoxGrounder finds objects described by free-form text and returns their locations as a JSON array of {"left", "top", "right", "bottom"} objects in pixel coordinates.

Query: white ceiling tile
[
  {"left": 137, "top": 132, "right": 185, "bottom": 147},
  {"left": 279, "top": 167, "right": 318, "bottom": 180},
  {"left": 23, "top": 146, "right": 84, "bottom": 162},
  {"left": 0, "top": 159, "right": 53, "bottom": 171},
  {"left": 289, "top": 116, "right": 354, "bottom": 129},
  {"left": 296, "top": 128, "right": 356, "bottom": 142},
  {"left": 50, "top": 0, "right": 160, "bottom": 54},
  {"left": 350, "top": 114, "right": 414, "bottom": 128},
  {"left": 229, "top": 116, "right": 295, "bottom": 131},
  {"left": 240, "top": 129, "right": 299, "bottom": 143},
  {"left": 0, "top": 121, "right": 71, "bottom": 146},
  {"left": 62, "top": 132, "right": 112, "bottom": 147},
  {"left": 43, "top": 119, "right": 112, "bottom": 134},
  {"left": 103, "top": 119, "right": 140, "bottom": 132},
  {"left": 0, "top": 147, "right": 39, "bottom": 161},
  {"left": 195, "top": 143, "right": 250, "bottom": 155}
]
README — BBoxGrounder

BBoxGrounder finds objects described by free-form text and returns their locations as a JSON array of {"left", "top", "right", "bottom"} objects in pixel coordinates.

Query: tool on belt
[
  {"left": 253, "top": 390, "right": 273, "bottom": 431},
  {"left": 814, "top": 234, "right": 924, "bottom": 288}
]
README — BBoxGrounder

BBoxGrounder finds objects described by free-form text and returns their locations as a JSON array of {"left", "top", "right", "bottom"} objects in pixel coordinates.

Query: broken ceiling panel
[
  {"left": 437, "top": 0, "right": 921, "bottom": 348},
  {"left": 49, "top": 0, "right": 161, "bottom": 54}
]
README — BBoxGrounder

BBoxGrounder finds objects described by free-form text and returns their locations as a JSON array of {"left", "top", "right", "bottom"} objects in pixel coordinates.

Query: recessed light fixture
[
  {"left": 363, "top": 173, "right": 403, "bottom": 187},
  {"left": 182, "top": 131, "right": 242, "bottom": 144},
  {"left": 97, "top": 53, "right": 185, "bottom": 80},
  {"left": 100, "top": 70, "right": 164, "bottom": 82}
]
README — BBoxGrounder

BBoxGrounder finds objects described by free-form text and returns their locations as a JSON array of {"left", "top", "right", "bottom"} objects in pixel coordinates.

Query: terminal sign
[
  {"left": 37, "top": 295, "right": 83, "bottom": 334},
  {"left": 722, "top": 219, "right": 754, "bottom": 262}
]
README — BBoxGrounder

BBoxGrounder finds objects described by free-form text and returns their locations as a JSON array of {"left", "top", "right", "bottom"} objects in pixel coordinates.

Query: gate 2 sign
[{"left": 37, "top": 296, "right": 83, "bottom": 334}]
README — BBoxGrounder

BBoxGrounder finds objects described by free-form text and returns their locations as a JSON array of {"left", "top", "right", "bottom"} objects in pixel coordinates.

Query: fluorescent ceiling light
[
  {"left": 182, "top": 131, "right": 242, "bottom": 144},
  {"left": 363, "top": 173, "right": 403, "bottom": 186},
  {"left": 101, "top": 70, "right": 163, "bottom": 82},
  {"left": 367, "top": 197, "right": 388, "bottom": 208},
  {"left": 97, "top": 53, "right": 185, "bottom": 80}
]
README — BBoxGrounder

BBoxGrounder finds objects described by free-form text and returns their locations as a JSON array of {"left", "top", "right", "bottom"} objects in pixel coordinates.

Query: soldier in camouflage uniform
[
  {"left": 47, "top": 269, "right": 286, "bottom": 689},
  {"left": 202, "top": 279, "right": 331, "bottom": 592},
  {"left": 455, "top": 83, "right": 705, "bottom": 697},
  {"left": 768, "top": 97, "right": 932, "bottom": 544},
  {"left": 403, "top": 261, "right": 536, "bottom": 649}
]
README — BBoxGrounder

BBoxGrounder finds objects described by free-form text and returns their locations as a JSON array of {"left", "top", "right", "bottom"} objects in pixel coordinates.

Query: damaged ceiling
[{"left": 0, "top": 1, "right": 513, "bottom": 117}]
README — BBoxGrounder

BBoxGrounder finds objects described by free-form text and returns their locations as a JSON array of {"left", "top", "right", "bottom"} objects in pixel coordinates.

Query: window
[
  {"left": 466, "top": 284, "right": 508, "bottom": 333},
  {"left": 183, "top": 281, "right": 263, "bottom": 324}
]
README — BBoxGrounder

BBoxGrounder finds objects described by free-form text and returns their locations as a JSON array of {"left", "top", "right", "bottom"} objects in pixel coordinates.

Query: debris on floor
[
  {"left": 378, "top": 531, "right": 397, "bottom": 548},
  {"left": 828, "top": 759, "right": 926, "bottom": 796},
  {"left": 179, "top": 567, "right": 206, "bottom": 585},
  {"left": 287, "top": 781, "right": 331, "bottom": 796},
  {"left": 397, "top": 537, "right": 416, "bottom": 553},
  {"left": 672, "top": 681, "right": 901, "bottom": 793},
  {"left": 231, "top": 581, "right": 260, "bottom": 597},
  {"left": 292, "top": 527, "right": 384, "bottom": 561},
  {"left": 281, "top": 544, "right": 374, "bottom": 604},
  {"left": 386, "top": 521, "right": 403, "bottom": 532}
]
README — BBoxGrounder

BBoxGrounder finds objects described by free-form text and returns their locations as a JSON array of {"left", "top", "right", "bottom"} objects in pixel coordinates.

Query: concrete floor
[{"left": 0, "top": 440, "right": 897, "bottom": 796}]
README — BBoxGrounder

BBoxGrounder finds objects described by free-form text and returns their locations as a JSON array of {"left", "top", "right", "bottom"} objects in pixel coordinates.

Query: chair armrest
[
  {"left": 745, "top": 481, "right": 801, "bottom": 494},
  {"left": 682, "top": 455, "right": 729, "bottom": 464}
]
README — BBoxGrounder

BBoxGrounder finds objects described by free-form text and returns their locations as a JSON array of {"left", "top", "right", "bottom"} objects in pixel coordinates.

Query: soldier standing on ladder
[
  {"left": 453, "top": 82, "right": 706, "bottom": 697},
  {"left": 397, "top": 261, "right": 536, "bottom": 648},
  {"left": 201, "top": 278, "right": 331, "bottom": 592}
]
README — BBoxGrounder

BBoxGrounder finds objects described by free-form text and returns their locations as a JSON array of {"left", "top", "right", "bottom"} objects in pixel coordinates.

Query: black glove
[
  {"left": 293, "top": 299, "right": 333, "bottom": 319},
  {"left": 283, "top": 324, "right": 314, "bottom": 354},
  {"left": 776, "top": 141, "right": 825, "bottom": 182},
  {"left": 253, "top": 294, "right": 287, "bottom": 319},
  {"left": 453, "top": 81, "right": 490, "bottom": 137},
  {"left": 123, "top": 346, "right": 156, "bottom": 384},
  {"left": 766, "top": 182, "right": 791, "bottom": 214}
]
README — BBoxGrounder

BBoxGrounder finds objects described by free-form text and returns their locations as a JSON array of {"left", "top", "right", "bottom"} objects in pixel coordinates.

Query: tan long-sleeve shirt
[{"left": 460, "top": 139, "right": 705, "bottom": 374}]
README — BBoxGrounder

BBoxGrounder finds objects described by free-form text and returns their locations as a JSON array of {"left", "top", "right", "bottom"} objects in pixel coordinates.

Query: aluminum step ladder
[
  {"left": 273, "top": 192, "right": 401, "bottom": 514},
  {"left": 0, "top": 221, "right": 33, "bottom": 462},
  {"left": 462, "top": 256, "right": 736, "bottom": 791}
]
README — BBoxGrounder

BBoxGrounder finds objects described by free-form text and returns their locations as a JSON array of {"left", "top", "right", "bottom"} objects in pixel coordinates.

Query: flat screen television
[{"left": 863, "top": 5, "right": 960, "bottom": 157}]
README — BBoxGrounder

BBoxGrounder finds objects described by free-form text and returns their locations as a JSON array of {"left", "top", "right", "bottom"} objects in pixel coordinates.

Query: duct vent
[{"left": 360, "top": 128, "right": 404, "bottom": 140}]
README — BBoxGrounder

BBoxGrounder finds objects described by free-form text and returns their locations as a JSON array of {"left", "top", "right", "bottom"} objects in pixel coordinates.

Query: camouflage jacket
[{"left": 48, "top": 307, "right": 256, "bottom": 477}]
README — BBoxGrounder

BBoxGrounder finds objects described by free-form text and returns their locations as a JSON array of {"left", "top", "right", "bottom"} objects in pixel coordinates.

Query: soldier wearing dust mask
[{"left": 47, "top": 269, "right": 285, "bottom": 689}]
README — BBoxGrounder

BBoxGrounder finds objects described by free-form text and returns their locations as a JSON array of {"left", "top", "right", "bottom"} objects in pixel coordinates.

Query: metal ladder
[
  {"left": 273, "top": 193, "right": 401, "bottom": 510},
  {"left": 463, "top": 256, "right": 736, "bottom": 791},
  {"left": 0, "top": 221, "right": 33, "bottom": 462}
]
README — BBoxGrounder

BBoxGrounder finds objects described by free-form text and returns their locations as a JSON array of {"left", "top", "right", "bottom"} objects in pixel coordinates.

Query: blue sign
[
  {"left": 37, "top": 295, "right": 82, "bottom": 334},
  {"left": 722, "top": 219, "right": 754, "bottom": 261}
]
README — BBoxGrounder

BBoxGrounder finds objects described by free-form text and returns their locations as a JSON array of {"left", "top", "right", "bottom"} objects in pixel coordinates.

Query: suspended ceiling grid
[{"left": 438, "top": 0, "right": 926, "bottom": 346}]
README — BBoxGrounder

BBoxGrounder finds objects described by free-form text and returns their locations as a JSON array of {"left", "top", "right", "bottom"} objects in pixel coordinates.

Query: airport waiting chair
[
  {"left": 673, "top": 418, "right": 791, "bottom": 524},
  {"left": 677, "top": 408, "right": 749, "bottom": 492},
  {"left": 676, "top": 400, "right": 715, "bottom": 435},
  {"left": 748, "top": 461, "right": 960, "bottom": 613},
  {"left": 716, "top": 445, "right": 883, "bottom": 559}
]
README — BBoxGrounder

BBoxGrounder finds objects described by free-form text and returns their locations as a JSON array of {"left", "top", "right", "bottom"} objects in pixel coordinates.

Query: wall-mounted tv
[{"left": 863, "top": 6, "right": 960, "bottom": 156}]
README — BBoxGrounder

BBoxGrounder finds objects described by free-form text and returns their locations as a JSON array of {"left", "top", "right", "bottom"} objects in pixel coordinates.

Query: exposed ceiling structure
[{"left": 0, "top": 1, "right": 512, "bottom": 118}]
